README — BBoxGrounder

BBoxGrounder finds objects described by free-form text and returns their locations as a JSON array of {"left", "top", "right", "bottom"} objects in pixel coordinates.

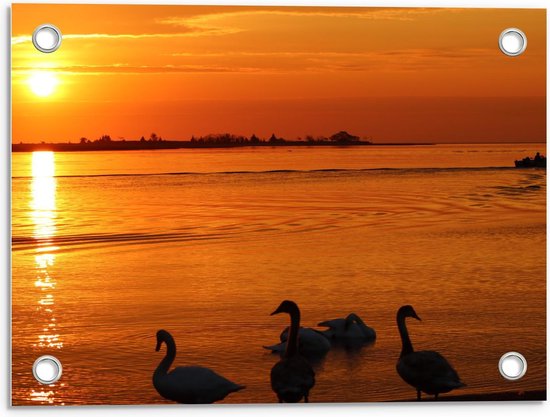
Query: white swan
[
  {"left": 318, "top": 313, "right": 376, "bottom": 344},
  {"left": 396, "top": 305, "right": 465, "bottom": 400},
  {"left": 153, "top": 329, "right": 245, "bottom": 404},
  {"left": 264, "top": 326, "right": 330, "bottom": 357},
  {"left": 270, "top": 300, "right": 316, "bottom": 403}
]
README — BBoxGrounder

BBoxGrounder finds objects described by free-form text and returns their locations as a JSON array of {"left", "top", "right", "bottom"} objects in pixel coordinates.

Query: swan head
[
  {"left": 271, "top": 300, "right": 299, "bottom": 316},
  {"left": 345, "top": 313, "right": 359, "bottom": 330},
  {"left": 398, "top": 305, "right": 421, "bottom": 321},
  {"left": 155, "top": 329, "right": 172, "bottom": 351}
]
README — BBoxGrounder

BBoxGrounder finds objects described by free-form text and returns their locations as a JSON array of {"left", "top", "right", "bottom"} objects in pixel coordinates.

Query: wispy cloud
[
  {"left": 158, "top": 7, "right": 450, "bottom": 27},
  {"left": 12, "top": 48, "right": 497, "bottom": 76},
  {"left": 170, "top": 48, "right": 498, "bottom": 72},
  {"left": 170, "top": 49, "right": 490, "bottom": 59},
  {"left": 12, "top": 8, "right": 452, "bottom": 46},
  {"left": 300, "top": 48, "right": 497, "bottom": 72},
  {"left": 12, "top": 35, "right": 31, "bottom": 45},
  {"left": 170, "top": 51, "right": 375, "bottom": 58},
  {"left": 12, "top": 64, "right": 262, "bottom": 75},
  {"left": 11, "top": 27, "right": 242, "bottom": 46}
]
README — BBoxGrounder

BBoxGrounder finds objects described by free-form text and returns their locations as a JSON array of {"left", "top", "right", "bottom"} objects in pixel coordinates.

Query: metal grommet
[
  {"left": 498, "top": 28, "right": 527, "bottom": 57},
  {"left": 32, "top": 355, "right": 63, "bottom": 384},
  {"left": 32, "top": 24, "right": 62, "bottom": 53},
  {"left": 499, "top": 352, "right": 527, "bottom": 380}
]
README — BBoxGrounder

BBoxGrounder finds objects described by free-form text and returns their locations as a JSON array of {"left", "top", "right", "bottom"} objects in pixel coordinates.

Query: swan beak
[
  {"left": 413, "top": 313, "right": 421, "bottom": 321},
  {"left": 270, "top": 306, "right": 283, "bottom": 316},
  {"left": 155, "top": 341, "right": 161, "bottom": 352}
]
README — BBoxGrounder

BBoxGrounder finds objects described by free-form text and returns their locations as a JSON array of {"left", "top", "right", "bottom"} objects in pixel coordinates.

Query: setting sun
[{"left": 28, "top": 71, "right": 58, "bottom": 97}]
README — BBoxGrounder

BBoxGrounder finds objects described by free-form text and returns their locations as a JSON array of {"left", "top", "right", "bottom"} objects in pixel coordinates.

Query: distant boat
[{"left": 515, "top": 153, "right": 546, "bottom": 168}]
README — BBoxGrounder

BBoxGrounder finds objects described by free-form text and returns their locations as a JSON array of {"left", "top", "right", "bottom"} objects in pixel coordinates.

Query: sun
[{"left": 28, "top": 71, "right": 59, "bottom": 97}]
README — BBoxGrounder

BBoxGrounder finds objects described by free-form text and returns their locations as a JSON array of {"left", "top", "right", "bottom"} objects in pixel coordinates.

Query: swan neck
[
  {"left": 397, "top": 313, "right": 414, "bottom": 357},
  {"left": 285, "top": 308, "right": 300, "bottom": 357},
  {"left": 155, "top": 335, "right": 176, "bottom": 376}
]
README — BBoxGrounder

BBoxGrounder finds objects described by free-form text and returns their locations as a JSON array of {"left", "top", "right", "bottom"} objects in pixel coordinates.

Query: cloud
[
  {"left": 12, "top": 47, "right": 496, "bottom": 76},
  {"left": 299, "top": 48, "right": 497, "bottom": 72},
  {"left": 11, "top": 36, "right": 31, "bottom": 45},
  {"left": 11, "top": 8, "right": 453, "bottom": 47},
  {"left": 155, "top": 7, "right": 453, "bottom": 42},
  {"left": 170, "top": 49, "right": 491, "bottom": 59},
  {"left": 169, "top": 48, "right": 497, "bottom": 73},
  {"left": 170, "top": 51, "right": 376, "bottom": 58},
  {"left": 158, "top": 7, "right": 450, "bottom": 26},
  {"left": 11, "top": 64, "right": 262, "bottom": 75},
  {"left": 11, "top": 27, "right": 242, "bottom": 46}
]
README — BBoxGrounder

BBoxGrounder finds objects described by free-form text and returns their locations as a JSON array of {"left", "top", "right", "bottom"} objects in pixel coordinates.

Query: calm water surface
[{"left": 12, "top": 144, "right": 546, "bottom": 405}]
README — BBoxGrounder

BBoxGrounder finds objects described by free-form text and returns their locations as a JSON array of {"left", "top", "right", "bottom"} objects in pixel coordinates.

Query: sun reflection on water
[
  {"left": 29, "top": 152, "right": 63, "bottom": 404},
  {"left": 31, "top": 152, "right": 57, "bottom": 240}
]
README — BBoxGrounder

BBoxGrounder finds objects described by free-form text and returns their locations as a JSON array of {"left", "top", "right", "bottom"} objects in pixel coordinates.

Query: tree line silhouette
[{"left": 14, "top": 131, "right": 375, "bottom": 152}]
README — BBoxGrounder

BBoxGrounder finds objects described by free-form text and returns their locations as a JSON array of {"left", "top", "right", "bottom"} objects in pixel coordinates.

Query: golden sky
[{"left": 12, "top": 4, "right": 546, "bottom": 143}]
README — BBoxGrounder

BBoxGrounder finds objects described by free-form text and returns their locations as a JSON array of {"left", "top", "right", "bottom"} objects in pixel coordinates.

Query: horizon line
[{"left": 12, "top": 139, "right": 547, "bottom": 145}]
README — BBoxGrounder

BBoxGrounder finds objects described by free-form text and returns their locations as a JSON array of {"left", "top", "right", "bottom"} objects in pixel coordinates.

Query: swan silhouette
[
  {"left": 269, "top": 300, "right": 316, "bottom": 403},
  {"left": 264, "top": 326, "right": 330, "bottom": 357},
  {"left": 318, "top": 313, "right": 376, "bottom": 344},
  {"left": 396, "top": 305, "right": 465, "bottom": 400},
  {"left": 153, "top": 329, "right": 245, "bottom": 404}
]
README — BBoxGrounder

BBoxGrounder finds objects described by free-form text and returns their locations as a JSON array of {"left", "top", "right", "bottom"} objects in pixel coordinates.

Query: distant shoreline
[{"left": 12, "top": 140, "right": 435, "bottom": 153}]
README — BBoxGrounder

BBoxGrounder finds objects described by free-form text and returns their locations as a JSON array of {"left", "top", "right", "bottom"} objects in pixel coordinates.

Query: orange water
[{"left": 11, "top": 144, "right": 546, "bottom": 405}]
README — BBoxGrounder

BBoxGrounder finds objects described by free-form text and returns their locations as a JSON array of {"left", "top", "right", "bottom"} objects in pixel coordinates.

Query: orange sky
[{"left": 12, "top": 4, "right": 546, "bottom": 143}]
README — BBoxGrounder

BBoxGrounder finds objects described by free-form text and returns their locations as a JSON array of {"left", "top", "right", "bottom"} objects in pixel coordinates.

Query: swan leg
[
  {"left": 434, "top": 393, "right": 439, "bottom": 401},
  {"left": 416, "top": 390, "right": 421, "bottom": 401},
  {"left": 304, "top": 394, "right": 309, "bottom": 403}
]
